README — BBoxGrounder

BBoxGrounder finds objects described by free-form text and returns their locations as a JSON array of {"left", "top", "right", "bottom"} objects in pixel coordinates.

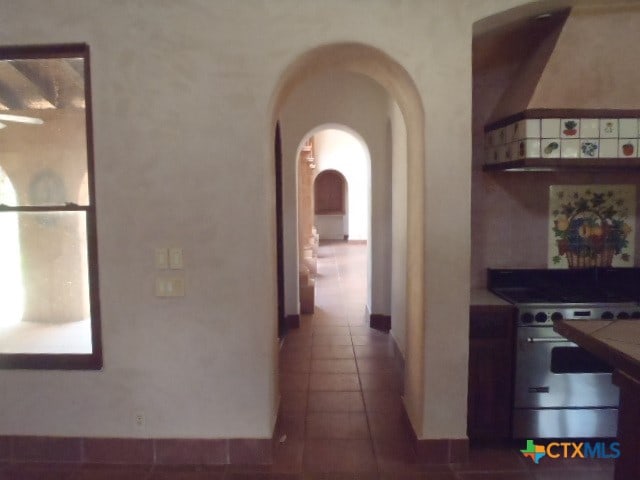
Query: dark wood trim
[
  {"left": 0, "top": 43, "right": 102, "bottom": 371},
  {"left": 483, "top": 157, "right": 640, "bottom": 173},
  {"left": 0, "top": 205, "right": 91, "bottom": 212},
  {"left": 0, "top": 435, "right": 272, "bottom": 466},
  {"left": 275, "top": 122, "right": 286, "bottom": 339},
  {"left": 467, "top": 305, "right": 516, "bottom": 440},
  {"left": 369, "top": 313, "right": 391, "bottom": 331},
  {"left": 468, "top": 304, "right": 515, "bottom": 339},
  {"left": 485, "top": 109, "right": 640, "bottom": 132},
  {"left": 84, "top": 43, "right": 103, "bottom": 371},
  {"left": 612, "top": 370, "right": 640, "bottom": 479},
  {"left": 0, "top": 353, "right": 101, "bottom": 370},
  {"left": 0, "top": 43, "right": 89, "bottom": 60},
  {"left": 284, "top": 314, "right": 300, "bottom": 329}
]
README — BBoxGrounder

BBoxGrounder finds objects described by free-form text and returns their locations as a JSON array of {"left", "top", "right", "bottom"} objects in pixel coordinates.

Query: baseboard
[
  {"left": 284, "top": 314, "right": 300, "bottom": 329},
  {"left": 369, "top": 313, "right": 391, "bottom": 331},
  {"left": 0, "top": 435, "right": 272, "bottom": 466},
  {"left": 400, "top": 407, "right": 469, "bottom": 464}
]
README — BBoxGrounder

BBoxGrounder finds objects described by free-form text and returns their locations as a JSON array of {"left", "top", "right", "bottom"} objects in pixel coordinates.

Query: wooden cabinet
[{"left": 467, "top": 304, "right": 515, "bottom": 440}]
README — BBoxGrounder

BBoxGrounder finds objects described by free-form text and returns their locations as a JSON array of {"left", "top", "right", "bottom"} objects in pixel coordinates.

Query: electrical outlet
[{"left": 134, "top": 411, "right": 145, "bottom": 428}]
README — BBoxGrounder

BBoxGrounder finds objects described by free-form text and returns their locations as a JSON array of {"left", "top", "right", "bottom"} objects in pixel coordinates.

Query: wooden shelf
[{"left": 483, "top": 157, "right": 640, "bottom": 172}]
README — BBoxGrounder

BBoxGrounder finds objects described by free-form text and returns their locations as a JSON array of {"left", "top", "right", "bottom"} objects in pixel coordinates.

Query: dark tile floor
[{"left": 0, "top": 242, "right": 614, "bottom": 479}]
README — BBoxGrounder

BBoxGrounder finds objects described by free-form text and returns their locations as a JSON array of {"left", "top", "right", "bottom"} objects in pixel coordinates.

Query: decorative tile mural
[
  {"left": 548, "top": 185, "right": 636, "bottom": 268},
  {"left": 486, "top": 118, "right": 640, "bottom": 163}
]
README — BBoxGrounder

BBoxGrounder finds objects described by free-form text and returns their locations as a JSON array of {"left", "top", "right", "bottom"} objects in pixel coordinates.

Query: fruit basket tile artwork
[{"left": 548, "top": 185, "right": 636, "bottom": 268}]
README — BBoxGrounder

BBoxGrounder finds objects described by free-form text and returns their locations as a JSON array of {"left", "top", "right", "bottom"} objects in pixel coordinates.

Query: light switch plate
[
  {"left": 155, "top": 248, "right": 169, "bottom": 269},
  {"left": 155, "top": 277, "right": 185, "bottom": 297},
  {"left": 169, "top": 247, "right": 183, "bottom": 269}
]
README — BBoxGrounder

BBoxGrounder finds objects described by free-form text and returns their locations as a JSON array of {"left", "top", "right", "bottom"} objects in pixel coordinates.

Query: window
[{"left": 0, "top": 44, "right": 101, "bottom": 369}]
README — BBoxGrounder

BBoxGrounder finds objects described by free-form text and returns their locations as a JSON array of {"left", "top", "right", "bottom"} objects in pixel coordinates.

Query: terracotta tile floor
[{"left": 0, "top": 241, "right": 614, "bottom": 479}]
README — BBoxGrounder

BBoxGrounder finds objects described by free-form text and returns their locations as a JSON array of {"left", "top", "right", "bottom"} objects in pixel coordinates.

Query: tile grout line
[{"left": 335, "top": 242, "right": 382, "bottom": 477}]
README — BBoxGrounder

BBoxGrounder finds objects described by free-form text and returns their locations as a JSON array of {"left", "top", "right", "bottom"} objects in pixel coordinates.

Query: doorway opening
[
  {"left": 270, "top": 41, "right": 426, "bottom": 438},
  {"left": 297, "top": 127, "right": 371, "bottom": 317}
]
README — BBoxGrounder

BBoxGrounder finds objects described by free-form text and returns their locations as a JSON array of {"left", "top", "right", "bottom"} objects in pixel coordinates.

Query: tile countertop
[
  {"left": 470, "top": 289, "right": 512, "bottom": 306},
  {"left": 554, "top": 319, "right": 640, "bottom": 380}
]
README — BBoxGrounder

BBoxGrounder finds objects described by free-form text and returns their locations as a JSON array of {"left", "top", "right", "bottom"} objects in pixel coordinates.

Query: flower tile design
[
  {"left": 548, "top": 185, "right": 636, "bottom": 269},
  {"left": 600, "top": 119, "right": 618, "bottom": 138}
]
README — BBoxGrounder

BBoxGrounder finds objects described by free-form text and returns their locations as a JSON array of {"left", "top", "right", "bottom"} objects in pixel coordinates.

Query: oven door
[{"left": 514, "top": 326, "right": 619, "bottom": 409}]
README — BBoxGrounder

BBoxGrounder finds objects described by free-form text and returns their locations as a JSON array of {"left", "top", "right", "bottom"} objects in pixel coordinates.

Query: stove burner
[
  {"left": 515, "top": 304, "right": 640, "bottom": 326},
  {"left": 488, "top": 268, "right": 640, "bottom": 326}
]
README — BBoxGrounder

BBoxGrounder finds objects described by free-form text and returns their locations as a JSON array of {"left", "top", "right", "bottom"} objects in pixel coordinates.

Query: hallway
[
  {"left": 277, "top": 240, "right": 410, "bottom": 475},
  {"left": 0, "top": 242, "right": 614, "bottom": 479}
]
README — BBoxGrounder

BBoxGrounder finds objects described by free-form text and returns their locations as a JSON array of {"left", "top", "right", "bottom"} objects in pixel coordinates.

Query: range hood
[{"left": 484, "top": 5, "right": 640, "bottom": 171}]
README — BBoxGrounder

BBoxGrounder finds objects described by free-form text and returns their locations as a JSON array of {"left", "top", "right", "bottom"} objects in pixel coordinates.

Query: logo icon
[
  {"left": 520, "top": 439, "right": 620, "bottom": 464},
  {"left": 521, "top": 439, "right": 546, "bottom": 464}
]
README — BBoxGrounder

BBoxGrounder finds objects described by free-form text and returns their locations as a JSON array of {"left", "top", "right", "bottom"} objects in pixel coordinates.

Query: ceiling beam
[{"left": 8, "top": 60, "right": 60, "bottom": 108}]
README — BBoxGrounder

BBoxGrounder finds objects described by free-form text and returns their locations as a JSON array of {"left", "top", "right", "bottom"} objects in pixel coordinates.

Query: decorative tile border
[{"left": 486, "top": 118, "right": 640, "bottom": 164}]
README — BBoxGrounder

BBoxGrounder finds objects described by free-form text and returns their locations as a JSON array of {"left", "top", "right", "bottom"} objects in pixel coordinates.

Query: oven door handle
[{"left": 526, "top": 337, "right": 570, "bottom": 343}]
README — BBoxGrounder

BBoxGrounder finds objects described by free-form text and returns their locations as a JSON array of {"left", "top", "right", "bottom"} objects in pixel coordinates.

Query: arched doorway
[
  {"left": 314, "top": 169, "right": 349, "bottom": 240},
  {"left": 269, "top": 42, "right": 426, "bottom": 436}
]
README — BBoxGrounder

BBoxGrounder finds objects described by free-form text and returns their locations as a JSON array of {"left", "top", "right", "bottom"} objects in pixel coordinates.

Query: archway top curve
[
  {"left": 270, "top": 42, "right": 424, "bottom": 128},
  {"left": 298, "top": 123, "right": 370, "bottom": 159},
  {"left": 314, "top": 168, "right": 347, "bottom": 183}
]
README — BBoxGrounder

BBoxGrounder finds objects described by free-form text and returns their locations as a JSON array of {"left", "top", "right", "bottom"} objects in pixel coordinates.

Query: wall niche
[{"left": 314, "top": 169, "right": 346, "bottom": 214}]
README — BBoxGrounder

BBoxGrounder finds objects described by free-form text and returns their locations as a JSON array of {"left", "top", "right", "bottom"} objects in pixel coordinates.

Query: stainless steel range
[{"left": 489, "top": 268, "right": 640, "bottom": 439}]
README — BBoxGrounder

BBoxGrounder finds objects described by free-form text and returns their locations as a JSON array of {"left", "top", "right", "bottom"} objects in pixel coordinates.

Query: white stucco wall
[
  {"left": 314, "top": 129, "right": 370, "bottom": 242},
  {"left": 390, "top": 101, "right": 408, "bottom": 356},
  {"left": 0, "top": 0, "right": 539, "bottom": 440}
]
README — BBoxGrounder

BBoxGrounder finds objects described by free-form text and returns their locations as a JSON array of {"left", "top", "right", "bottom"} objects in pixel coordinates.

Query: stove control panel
[{"left": 517, "top": 305, "right": 640, "bottom": 326}]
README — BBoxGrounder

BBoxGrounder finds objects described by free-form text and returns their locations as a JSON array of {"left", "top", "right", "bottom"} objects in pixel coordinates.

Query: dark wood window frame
[{"left": 0, "top": 43, "right": 101, "bottom": 370}]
